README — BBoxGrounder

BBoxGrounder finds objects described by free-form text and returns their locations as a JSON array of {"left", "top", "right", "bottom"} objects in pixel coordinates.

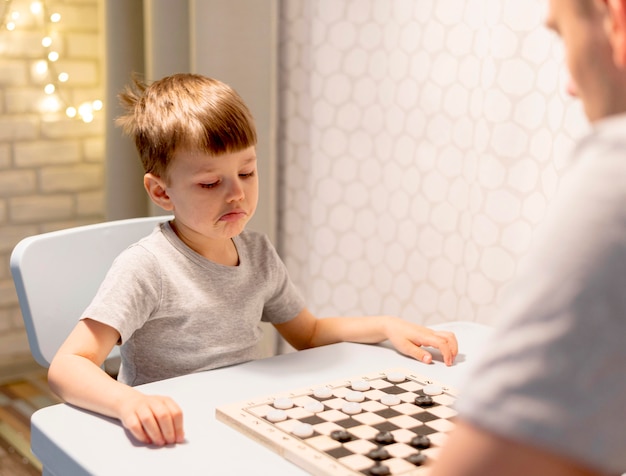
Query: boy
[
  {"left": 432, "top": 1, "right": 626, "bottom": 475},
  {"left": 48, "top": 73, "right": 458, "bottom": 448}
]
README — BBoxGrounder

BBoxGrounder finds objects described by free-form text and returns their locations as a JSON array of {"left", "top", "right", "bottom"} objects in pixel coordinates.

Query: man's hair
[{"left": 116, "top": 73, "right": 257, "bottom": 178}]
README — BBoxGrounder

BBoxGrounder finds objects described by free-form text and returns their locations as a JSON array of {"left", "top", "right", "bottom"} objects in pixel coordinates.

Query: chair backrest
[{"left": 10, "top": 215, "right": 173, "bottom": 368}]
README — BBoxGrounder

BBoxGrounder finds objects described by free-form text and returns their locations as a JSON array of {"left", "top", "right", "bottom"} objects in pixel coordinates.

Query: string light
[{"left": 1, "top": 0, "right": 102, "bottom": 123}]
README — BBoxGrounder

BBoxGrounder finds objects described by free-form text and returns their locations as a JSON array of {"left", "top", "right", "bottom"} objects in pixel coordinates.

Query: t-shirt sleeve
[
  {"left": 80, "top": 244, "right": 162, "bottom": 344},
  {"left": 257, "top": 235, "right": 306, "bottom": 324}
]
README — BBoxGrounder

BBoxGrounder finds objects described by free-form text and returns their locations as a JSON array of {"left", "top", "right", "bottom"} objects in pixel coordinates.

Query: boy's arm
[
  {"left": 48, "top": 318, "right": 184, "bottom": 446},
  {"left": 273, "top": 308, "right": 458, "bottom": 366}
]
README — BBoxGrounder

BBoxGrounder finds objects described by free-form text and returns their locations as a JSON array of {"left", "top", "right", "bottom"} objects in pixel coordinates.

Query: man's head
[
  {"left": 116, "top": 73, "right": 257, "bottom": 180},
  {"left": 545, "top": 0, "right": 626, "bottom": 121}
]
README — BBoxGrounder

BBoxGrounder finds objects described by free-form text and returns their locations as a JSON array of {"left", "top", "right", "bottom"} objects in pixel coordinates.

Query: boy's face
[{"left": 153, "top": 146, "right": 258, "bottom": 243}]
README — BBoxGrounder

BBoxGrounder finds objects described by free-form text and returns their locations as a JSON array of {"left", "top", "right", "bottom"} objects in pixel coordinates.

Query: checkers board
[{"left": 216, "top": 368, "right": 458, "bottom": 475}]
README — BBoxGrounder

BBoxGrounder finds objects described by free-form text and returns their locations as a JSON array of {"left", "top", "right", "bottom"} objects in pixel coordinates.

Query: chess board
[{"left": 216, "top": 368, "right": 458, "bottom": 475}]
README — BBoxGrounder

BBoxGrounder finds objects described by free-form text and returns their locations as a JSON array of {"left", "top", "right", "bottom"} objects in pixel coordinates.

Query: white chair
[{"left": 10, "top": 215, "right": 173, "bottom": 368}]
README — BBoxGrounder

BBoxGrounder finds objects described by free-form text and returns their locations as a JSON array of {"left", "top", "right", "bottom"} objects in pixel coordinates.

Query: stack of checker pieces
[{"left": 216, "top": 368, "right": 458, "bottom": 475}]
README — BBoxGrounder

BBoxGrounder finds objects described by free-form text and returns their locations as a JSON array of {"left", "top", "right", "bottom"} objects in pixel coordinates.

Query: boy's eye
[
  {"left": 239, "top": 171, "right": 255, "bottom": 178},
  {"left": 200, "top": 181, "right": 219, "bottom": 189}
]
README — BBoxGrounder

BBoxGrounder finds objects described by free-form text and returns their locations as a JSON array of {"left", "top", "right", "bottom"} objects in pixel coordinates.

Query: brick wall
[{"left": 0, "top": 0, "right": 104, "bottom": 359}]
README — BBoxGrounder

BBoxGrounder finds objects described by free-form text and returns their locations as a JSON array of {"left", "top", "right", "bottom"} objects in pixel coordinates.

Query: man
[{"left": 431, "top": 1, "right": 626, "bottom": 475}]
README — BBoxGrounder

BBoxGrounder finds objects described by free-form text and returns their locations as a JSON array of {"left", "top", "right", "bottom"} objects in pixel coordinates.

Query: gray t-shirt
[
  {"left": 82, "top": 223, "right": 305, "bottom": 386},
  {"left": 456, "top": 114, "right": 626, "bottom": 474}
]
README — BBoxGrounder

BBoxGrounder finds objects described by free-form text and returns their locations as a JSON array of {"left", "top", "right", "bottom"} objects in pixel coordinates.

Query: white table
[{"left": 31, "top": 321, "right": 492, "bottom": 476}]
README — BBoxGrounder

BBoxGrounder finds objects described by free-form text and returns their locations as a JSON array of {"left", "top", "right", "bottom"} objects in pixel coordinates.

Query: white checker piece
[
  {"left": 313, "top": 386, "right": 333, "bottom": 399},
  {"left": 345, "top": 390, "right": 365, "bottom": 402},
  {"left": 273, "top": 397, "right": 294, "bottom": 409},
  {"left": 292, "top": 422, "right": 314, "bottom": 438},
  {"left": 351, "top": 380, "right": 371, "bottom": 391},
  {"left": 342, "top": 401, "right": 362, "bottom": 415},
  {"left": 216, "top": 367, "right": 458, "bottom": 476}
]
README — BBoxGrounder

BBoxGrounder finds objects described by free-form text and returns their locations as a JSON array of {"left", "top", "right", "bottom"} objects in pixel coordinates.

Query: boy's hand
[
  {"left": 118, "top": 393, "right": 185, "bottom": 446},
  {"left": 385, "top": 318, "right": 458, "bottom": 366}
]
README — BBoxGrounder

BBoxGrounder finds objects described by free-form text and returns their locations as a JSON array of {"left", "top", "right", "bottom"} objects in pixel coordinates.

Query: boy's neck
[{"left": 170, "top": 220, "right": 240, "bottom": 266}]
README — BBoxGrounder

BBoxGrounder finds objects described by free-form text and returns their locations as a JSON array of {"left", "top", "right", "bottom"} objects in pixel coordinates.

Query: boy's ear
[
  {"left": 144, "top": 173, "right": 174, "bottom": 211},
  {"left": 607, "top": 0, "right": 626, "bottom": 66}
]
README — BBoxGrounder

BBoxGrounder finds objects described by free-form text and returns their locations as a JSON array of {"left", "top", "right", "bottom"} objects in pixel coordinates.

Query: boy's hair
[{"left": 115, "top": 73, "right": 257, "bottom": 179}]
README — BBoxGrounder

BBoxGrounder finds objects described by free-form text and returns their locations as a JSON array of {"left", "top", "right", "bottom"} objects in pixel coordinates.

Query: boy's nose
[{"left": 226, "top": 179, "right": 245, "bottom": 202}]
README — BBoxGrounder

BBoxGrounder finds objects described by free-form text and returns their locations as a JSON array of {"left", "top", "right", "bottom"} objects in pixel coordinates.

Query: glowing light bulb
[
  {"left": 34, "top": 60, "right": 48, "bottom": 76},
  {"left": 66, "top": 107, "right": 77, "bottom": 118},
  {"left": 50, "top": 12, "right": 61, "bottom": 23},
  {"left": 78, "top": 102, "right": 92, "bottom": 116},
  {"left": 44, "top": 83, "right": 55, "bottom": 94},
  {"left": 6, "top": 22, "right": 16, "bottom": 31},
  {"left": 58, "top": 72, "right": 69, "bottom": 82},
  {"left": 40, "top": 95, "right": 61, "bottom": 112},
  {"left": 30, "top": 2, "right": 43, "bottom": 15},
  {"left": 47, "top": 51, "right": 59, "bottom": 62},
  {"left": 92, "top": 100, "right": 103, "bottom": 111},
  {"left": 42, "top": 36, "right": 52, "bottom": 47},
  {"left": 78, "top": 101, "right": 95, "bottom": 123}
]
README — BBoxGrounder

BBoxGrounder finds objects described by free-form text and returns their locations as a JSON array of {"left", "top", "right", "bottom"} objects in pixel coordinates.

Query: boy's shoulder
[
  {"left": 236, "top": 229, "right": 280, "bottom": 260},
  {"left": 237, "top": 228, "right": 270, "bottom": 244}
]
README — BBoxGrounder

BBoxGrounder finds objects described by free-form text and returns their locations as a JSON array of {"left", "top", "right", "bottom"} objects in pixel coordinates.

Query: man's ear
[
  {"left": 144, "top": 173, "right": 174, "bottom": 211},
  {"left": 607, "top": 0, "right": 626, "bottom": 66}
]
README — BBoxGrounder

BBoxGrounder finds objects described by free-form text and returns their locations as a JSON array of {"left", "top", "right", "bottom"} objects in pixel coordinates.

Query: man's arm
[{"left": 431, "top": 419, "right": 604, "bottom": 476}]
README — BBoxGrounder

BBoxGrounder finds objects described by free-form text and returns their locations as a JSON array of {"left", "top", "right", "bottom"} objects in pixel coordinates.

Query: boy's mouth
[{"left": 219, "top": 209, "right": 247, "bottom": 222}]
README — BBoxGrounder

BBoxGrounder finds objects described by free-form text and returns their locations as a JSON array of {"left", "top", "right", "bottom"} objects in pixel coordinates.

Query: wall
[
  {"left": 190, "top": 0, "right": 279, "bottom": 242},
  {"left": 0, "top": 0, "right": 104, "bottom": 358},
  {"left": 278, "top": 0, "right": 589, "bottom": 327}
]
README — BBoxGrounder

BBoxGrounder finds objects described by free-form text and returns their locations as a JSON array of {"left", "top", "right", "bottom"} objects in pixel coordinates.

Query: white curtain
[{"left": 278, "top": 0, "right": 588, "bottom": 326}]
